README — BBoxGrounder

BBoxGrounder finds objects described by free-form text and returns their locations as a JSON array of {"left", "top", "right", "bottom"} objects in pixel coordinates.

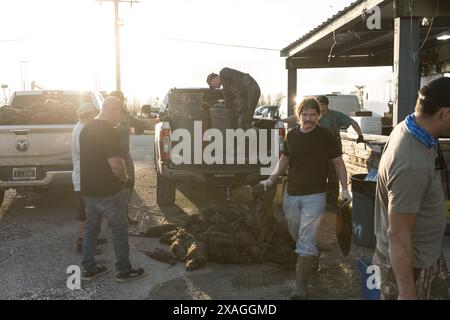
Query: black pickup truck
[{"left": 153, "top": 87, "right": 285, "bottom": 205}]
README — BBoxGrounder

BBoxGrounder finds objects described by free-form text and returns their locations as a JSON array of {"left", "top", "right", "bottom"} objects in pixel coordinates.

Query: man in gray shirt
[{"left": 374, "top": 77, "right": 450, "bottom": 300}]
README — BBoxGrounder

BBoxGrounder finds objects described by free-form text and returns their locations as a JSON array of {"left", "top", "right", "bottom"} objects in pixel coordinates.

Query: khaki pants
[{"left": 373, "top": 250, "right": 449, "bottom": 300}]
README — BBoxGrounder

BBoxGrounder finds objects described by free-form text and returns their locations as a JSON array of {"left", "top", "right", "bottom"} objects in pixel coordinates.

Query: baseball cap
[
  {"left": 77, "top": 103, "right": 97, "bottom": 116},
  {"left": 419, "top": 77, "right": 450, "bottom": 107},
  {"left": 110, "top": 90, "right": 125, "bottom": 103}
]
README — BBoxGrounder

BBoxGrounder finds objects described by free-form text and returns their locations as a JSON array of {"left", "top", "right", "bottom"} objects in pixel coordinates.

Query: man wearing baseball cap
[
  {"left": 109, "top": 90, "right": 150, "bottom": 225},
  {"left": 207, "top": 67, "right": 260, "bottom": 129},
  {"left": 373, "top": 77, "right": 450, "bottom": 300}
]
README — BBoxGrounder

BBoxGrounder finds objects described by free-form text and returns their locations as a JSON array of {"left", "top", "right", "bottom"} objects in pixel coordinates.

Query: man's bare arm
[
  {"left": 332, "top": 156, "right": 348, "bottom": 190},
  {"left": 388, "top": 211, "right": 417, "bottom": 300},
  {"left": 108, "top": 156, "right": 128, "bottom": 183},
  {"left": 268, "top": 154, "right": 290, "bottom": 183},
  {"left": 350, "top": 119, "right": 363, "bottom": 136}
]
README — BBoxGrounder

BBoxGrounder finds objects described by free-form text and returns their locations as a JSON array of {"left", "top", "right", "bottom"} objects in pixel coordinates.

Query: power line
[
  {"left": 161, "top": 37, "right": 280, "bottom": 52},
  {"left": 0, "top": 38, "right": 31, "bottom": 43}
]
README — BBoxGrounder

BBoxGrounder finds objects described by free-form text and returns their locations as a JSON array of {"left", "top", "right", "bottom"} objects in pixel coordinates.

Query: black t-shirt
[
  {"left": 80, "top": 119, "right": 123, "bottom": 197},
  {"left": 116, "top": 113, "right": 146, "bottom": 156},
  {"left": 283, "top": 125, "right": 341, "bottom": 196}
]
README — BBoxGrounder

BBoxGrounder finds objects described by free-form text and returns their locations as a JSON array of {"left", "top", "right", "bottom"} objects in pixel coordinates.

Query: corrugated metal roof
[{"left": 280, "top": 0, "right": 366, "bottom": 55}]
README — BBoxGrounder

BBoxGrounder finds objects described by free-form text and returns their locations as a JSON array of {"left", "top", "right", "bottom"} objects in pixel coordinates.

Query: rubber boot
[{"left": 291, "top": 255, "right": 316, "bottom": 300}]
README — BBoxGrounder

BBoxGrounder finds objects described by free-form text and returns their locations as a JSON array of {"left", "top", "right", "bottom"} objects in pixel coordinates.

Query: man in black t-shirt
[
  {"left": 259, "top": 98, "right": 351, "bottom": 299},
  {"left": 80, "top": 96, "right": 145, "bottom": 283}
]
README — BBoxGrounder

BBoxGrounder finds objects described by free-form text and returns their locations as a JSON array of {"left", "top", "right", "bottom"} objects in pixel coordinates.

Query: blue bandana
[{"left": 404, "top": 114, "right": 438, "bottom": 149}]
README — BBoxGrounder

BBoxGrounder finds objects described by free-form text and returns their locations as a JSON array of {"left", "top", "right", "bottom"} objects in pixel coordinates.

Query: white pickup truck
[{"left": 0, "top": 90, "right": 102, "bottom": 205}]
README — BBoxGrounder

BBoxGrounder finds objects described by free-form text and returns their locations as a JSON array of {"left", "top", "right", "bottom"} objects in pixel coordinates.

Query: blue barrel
[{"left": 357, "top": 257, "right": 381, "bottom": 300}]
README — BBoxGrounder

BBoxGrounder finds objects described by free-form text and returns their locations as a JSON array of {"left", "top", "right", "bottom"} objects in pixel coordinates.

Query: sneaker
[
  {"left": 76, "top": 240, "right": 103, "bottom": 255},
  {"left": 116, "top": 268, "right": 145, "bottom": 283},
  {"left": 82, "top": 264, "right": 108, "bottom": 281}
]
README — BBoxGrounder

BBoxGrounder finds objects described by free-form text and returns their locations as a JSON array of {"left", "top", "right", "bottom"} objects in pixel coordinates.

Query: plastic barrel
[
  {"left": 350, "top": 173, "right": 377, "bottom": 248},
  {"left": 210, "top": 103, "right": 238, "bottom": 132}
]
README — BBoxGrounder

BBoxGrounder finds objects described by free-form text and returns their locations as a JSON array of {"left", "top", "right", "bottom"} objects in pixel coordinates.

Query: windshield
[{"left": 11, "top": 93, "right": 93, "bottom": 109}]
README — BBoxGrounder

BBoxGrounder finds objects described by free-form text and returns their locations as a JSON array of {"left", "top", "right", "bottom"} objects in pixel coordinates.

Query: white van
[{"left": 278, "top": 94, "right": 361, "bottom": 120}]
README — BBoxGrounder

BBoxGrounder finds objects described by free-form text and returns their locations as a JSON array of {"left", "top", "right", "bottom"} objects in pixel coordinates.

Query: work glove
[
  {"left": 356, "top": 135, "right": 365, "bottom": 144},
  {"left": 259, "top": 179, "right": 274, "bottom": 191},
  {"left": 341, "top": 190, "right": 352, "bottom": 203}
]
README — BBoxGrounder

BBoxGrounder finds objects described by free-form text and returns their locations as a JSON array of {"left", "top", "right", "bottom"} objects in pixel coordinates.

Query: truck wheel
[
  {"left": 156, "top": 172, "right": 176, "bottom": 205},
  {"left": 0, "top": 190, "right": 5, "bottom": 207}
]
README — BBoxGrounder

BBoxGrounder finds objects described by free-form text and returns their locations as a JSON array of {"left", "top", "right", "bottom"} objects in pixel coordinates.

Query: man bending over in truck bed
[{"left": 207, "top": 67, "right": 261, "bottom": 129}]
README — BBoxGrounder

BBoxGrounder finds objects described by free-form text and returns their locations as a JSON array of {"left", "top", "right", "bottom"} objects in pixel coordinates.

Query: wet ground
[{"left": 0, "top": 135, "right": 449, "bottom": 300}]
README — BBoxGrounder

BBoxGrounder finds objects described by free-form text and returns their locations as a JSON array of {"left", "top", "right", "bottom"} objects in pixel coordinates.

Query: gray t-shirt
[{"left": 374, "top": 122, "right": 446, "bottom": 268}]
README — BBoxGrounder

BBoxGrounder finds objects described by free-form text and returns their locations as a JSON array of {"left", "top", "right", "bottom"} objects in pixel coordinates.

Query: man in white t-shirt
[{"left": 71, "top": 103, "right": 104, "bottom": 254}]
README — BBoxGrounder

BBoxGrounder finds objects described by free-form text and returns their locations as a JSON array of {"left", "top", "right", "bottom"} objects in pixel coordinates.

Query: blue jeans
[
  {"left": 82, "top": 189, "right": 130, "bottom": 273},
  {"left": 283, "top": 191, "right": 326, "bottom": 256}
]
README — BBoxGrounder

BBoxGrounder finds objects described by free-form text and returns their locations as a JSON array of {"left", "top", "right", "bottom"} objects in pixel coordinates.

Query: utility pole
[
  {"left": 114, "top": 0, "right": 122, "bottom": 91},
  {"left": 20, "top": 61, "right": 29, "bottom": 90},
  {"left": 96, "top": 0, "right": 139, "bottom": 92}
]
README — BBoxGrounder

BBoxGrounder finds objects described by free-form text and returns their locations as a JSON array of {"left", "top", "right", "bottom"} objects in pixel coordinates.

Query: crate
[
  {"left": 349, "top": 117, "right": 382, "bottom": 135},
  {"left": 350, "top": 111, "right": 373, "bottom": 117},
  {"left": 168, "top": 92, "right": 203, "bottom": 111}
]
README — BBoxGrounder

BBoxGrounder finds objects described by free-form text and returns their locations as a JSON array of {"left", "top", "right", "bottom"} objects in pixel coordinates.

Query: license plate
[{"left": 13, "top": 167, "right": 37, "bottom": 180}]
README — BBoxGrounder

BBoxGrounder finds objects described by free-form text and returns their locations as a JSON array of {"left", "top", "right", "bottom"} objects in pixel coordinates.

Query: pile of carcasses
[
  {"left": 0, "top": 100, "right": 77, "bottom": 125},
  {"left": 144, "top": 185, "right": 296, "bottom": 271}
]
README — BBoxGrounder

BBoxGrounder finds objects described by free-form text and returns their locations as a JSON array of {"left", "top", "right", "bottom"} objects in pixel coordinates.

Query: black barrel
[
  {"left": 350, "top": 173, "right": 377, "bottom": 248},
  {"left": 210, "top": 103, "right": 238, "bottom": 132}
]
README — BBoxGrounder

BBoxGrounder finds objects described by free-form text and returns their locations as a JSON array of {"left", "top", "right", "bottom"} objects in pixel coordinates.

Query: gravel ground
[{"left": 1, "top": 135, "right": 448, "bottom": 300}]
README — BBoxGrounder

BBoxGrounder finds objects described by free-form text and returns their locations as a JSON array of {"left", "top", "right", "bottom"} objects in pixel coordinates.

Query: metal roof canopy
[{"left": 280, "top": 0, "right": 450, "bottom": 126}]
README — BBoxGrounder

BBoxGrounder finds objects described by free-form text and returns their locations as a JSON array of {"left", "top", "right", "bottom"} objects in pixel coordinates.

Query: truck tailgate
[{"left": 0, "top": 125, "right": 74, "bottom": 167}]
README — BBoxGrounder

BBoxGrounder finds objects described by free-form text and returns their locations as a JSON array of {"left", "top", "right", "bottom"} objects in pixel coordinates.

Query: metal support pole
[
  {"left": 114, "top": 0, "right": 121, "bottom": 92},
  {"left": 392, "top": 17, "right": 421, "bottom": 126},
  {"left": 287, "top": 68, "right": 297, "bottom": 117}
]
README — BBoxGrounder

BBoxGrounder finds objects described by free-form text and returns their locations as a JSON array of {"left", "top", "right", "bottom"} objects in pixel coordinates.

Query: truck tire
[{"left": 156, "top": 171, "right": 176, "bottom": 205}]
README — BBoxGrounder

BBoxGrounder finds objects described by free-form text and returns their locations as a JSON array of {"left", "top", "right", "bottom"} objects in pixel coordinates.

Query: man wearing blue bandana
[{"left": 373, "top": 77, "right": 450, "bottom": 300}]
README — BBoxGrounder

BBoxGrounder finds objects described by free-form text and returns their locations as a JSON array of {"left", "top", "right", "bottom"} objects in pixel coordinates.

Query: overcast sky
[{"left": 0, "top": 0, "right": 391, "bottom": 105}]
